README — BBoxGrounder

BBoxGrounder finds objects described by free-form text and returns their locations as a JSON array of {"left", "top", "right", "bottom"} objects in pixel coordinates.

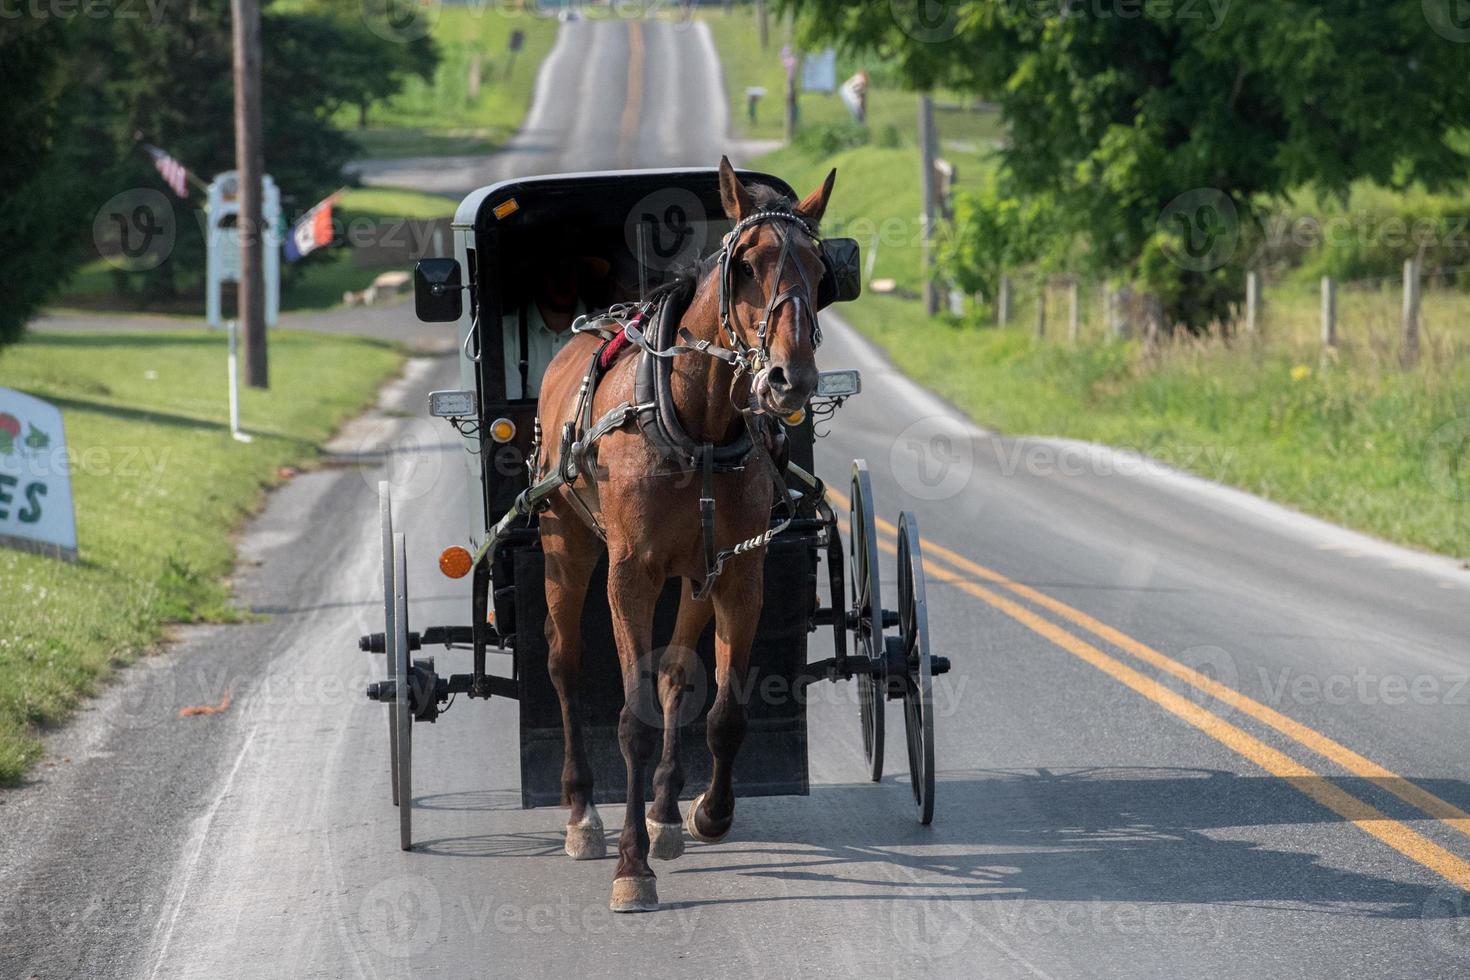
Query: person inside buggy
[{"left": 500, "top": 230, "right": 614, "bottom": 399}]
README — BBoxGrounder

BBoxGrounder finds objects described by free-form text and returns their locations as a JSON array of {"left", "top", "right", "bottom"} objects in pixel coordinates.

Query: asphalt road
[{"left": 7, "top": 17, "right": 1470, "bottom": 980}]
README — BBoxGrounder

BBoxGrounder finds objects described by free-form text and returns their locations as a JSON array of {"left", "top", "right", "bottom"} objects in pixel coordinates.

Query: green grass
[
  {"left": 0, "top": 329, "right": 402, "bottom": 783},
  {"left": 750, "top": 135, "right": 1470, "bottom": 559},
  {"left": 341, "top": 8, "right": 559, "bottom": 158}
]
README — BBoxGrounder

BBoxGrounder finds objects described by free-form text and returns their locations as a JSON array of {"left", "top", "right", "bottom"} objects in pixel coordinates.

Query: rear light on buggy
[
  {"left": 489, "top": 417, "right": 516, "bottom": 443},
  {"left": 439, "top": 546, "right": 473, "bottom": 579},
  {"left": 783, "top": 408, "right": 806, "bottom": 426}
]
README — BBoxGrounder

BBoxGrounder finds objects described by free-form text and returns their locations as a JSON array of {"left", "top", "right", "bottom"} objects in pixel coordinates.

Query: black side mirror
[
  {"left": 414, "top": 258, "right": 463, "bottom": 323},
  {"left": 816, "top": 238, "right": 861, "bottom": 309}
]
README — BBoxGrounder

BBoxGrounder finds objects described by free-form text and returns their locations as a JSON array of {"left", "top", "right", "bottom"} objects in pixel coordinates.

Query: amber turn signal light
[
  {"left": 489, "top": 417, "right": 517, "bottom": 443},
  {"left": 783, "top": 408, "right": 806, "bottom": 426},
  {"left": 439, "top": 546, "right": 473, "bottom": 579}
]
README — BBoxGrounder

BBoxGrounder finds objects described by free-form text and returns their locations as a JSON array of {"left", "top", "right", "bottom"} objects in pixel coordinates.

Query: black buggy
[{"left": 361, "top": 168, "right": 948, "bottom": 850}]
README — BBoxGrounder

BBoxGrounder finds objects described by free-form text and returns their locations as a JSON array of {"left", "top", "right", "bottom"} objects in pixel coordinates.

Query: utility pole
[
  {"left": 232, "top": 0, "right": 267, "bottom": 388},
  {"left": 757, "top": 0, "right": 768, "bottom": 48},
  {"left": 918, "top": 93, "right": 939, "bottom": 316}
]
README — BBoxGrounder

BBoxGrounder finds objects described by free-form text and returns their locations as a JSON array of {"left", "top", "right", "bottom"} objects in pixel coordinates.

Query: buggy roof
[{"left": 452, "top": 167, "right": 798, "bottom": 234}]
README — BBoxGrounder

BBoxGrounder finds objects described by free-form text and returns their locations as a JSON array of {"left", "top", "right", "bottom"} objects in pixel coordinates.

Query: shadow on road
[{"left": 406, "top": 766, "right": 1470, "bottom": 919}]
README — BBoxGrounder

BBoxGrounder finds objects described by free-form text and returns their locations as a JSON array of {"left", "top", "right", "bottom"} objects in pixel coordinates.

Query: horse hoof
[
  {"left": 565, "top": 807, "right": 606, "bottom": 860},
  {"left": 647, "top": 818, "right": 685, "bottom": 861},
  {"left": 609, "top": 875, "right": 659, "bottom": 913},
  {"left": 684, "top": 792, "right": 730, "bottom": 845}
]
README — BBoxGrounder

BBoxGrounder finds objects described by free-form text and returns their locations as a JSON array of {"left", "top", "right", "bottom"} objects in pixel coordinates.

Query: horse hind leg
[
  {"left": 647, "top": 583, "right": 713, "bottom": 861},
  {"left": 542, "top": 509, "right": 604, "bottom": 860}
]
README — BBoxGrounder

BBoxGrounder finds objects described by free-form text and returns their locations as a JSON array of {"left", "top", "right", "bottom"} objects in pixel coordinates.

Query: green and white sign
[{"left": 0, "top": 388, "right": 77, "bottom": 561}]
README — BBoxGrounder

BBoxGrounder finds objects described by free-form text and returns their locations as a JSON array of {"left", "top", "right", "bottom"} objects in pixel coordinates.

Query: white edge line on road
[
  {"left": 144, "top": 722, "right": 260, "bottom": 980},
  {"left": 821, "top": 308, "right": 1470, "bottom": 588}
]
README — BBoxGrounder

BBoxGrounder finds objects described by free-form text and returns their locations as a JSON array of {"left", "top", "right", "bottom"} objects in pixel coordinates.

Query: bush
[{"left": 793, "top": 121, "right": 869, "bottom": 157}]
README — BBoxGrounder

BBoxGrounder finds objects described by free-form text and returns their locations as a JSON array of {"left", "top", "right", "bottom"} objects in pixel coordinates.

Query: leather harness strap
[{"left": 479, "top": 205, "right": 822, "bottom": 595}]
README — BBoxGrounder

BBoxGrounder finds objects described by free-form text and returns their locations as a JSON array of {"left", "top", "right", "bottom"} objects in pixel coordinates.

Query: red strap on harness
[{"left": 597, "top": 311, "right": 640, "bottom": 372}]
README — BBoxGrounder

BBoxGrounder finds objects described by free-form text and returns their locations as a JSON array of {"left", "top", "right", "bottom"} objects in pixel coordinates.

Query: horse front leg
[
  {"left": 606, "top": 550, "right": 663, "bottom": 912},
  {"left": 686, "top": 565, "right": 762, "bottom": 844},
  {"left": 542, "top": 509, "right": 603, "bottom": 860},
  {"left": 647, "top": 583, "right": 713, "bottom": 861}
]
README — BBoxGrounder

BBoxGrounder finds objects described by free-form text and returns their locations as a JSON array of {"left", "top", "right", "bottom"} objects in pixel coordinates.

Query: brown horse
[{"left": 533, "top": 157, "right": 836, "bottom": 912}]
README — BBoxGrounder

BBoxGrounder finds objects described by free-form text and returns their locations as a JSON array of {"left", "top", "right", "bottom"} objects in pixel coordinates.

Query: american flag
[{"left": 146, "top": 145, "right": 190, "bottom": 199}]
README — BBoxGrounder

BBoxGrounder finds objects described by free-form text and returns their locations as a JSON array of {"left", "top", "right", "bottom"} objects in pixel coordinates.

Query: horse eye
[{"left": 739, "top": 259, "right": 756, "bottom": 278}]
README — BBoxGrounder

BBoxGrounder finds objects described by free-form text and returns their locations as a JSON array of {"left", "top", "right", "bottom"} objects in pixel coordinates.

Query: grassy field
[
  {"left": 0, "top": 330, "right": 402, "bottom": 783},
  {"left": 746, "top": 142, "right": 1470, "bottom": 560},
  {"left": 343, "top": 7, "right": 559, "bottom": 158}
]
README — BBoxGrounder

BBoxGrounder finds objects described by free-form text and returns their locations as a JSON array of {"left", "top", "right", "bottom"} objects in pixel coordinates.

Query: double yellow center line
[{"left": 826, "top": 487, "right": 1470, "bottom": 891}]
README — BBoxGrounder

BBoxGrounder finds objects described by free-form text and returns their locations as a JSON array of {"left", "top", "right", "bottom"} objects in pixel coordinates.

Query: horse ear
[
  {"left": 796, "top": 168, "right": 837, "bottom": 227},
  {"left": 718, "top": 155, "right": 753, "bottom": 221}
]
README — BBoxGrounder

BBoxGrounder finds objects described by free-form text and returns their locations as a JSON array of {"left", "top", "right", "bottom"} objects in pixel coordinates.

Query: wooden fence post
[
  {"left": 1245, "top": 271, "right": 1261, "bottom": 334},
  {"left": 1402, "top": 258, "right": 1421, "bottom": 367},
  {"left": 1068, "top": 280, "right": 1080, "bottom": 343},
  {"left": 1036, "top": 280, "right": 1047, "bottom": 338},
  {"left": 1320, "top": 276, "right": 1336, "bottom": 347},
  {"left": 998, "top": 275, "right": 1012, "bottom": 328}
]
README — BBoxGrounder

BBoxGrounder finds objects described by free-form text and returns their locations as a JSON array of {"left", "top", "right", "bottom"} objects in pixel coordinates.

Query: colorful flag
[
  {"left": 284, "top": 194, "right": 337, "bottom": 262},
  {"left": 145, "top": 145, "right": 190, "bottom": 199}
]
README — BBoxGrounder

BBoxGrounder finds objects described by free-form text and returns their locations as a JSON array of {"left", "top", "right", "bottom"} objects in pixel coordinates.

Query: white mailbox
[{"left": 206, "top": 170, "right": 281, "bottom": 328}]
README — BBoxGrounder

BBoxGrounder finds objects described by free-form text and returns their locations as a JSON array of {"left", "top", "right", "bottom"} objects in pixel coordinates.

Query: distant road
[
  {"left": 349, "top": 18, "right": 736, "bottom": 200},
  {"left": 6, "top": 17, "right": 1470, "bottom": 980}
]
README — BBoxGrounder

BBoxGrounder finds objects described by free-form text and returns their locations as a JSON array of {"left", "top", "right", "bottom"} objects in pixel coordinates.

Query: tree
[
  {"left": 787, "top": 0, "right": 1470, "bottom": 331},
  {"left": 0, "top": 1, "right": 437, "bottom": 345}
]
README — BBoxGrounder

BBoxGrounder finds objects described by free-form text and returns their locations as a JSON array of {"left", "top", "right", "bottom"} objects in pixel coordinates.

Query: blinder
[{"left": 816, "top": 238, "right": 862, "bottom": 310}]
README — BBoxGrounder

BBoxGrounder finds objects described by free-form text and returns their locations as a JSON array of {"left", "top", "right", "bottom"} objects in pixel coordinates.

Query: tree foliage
[
  {"left": 787, "top": 0, "right": 1470, "bottom": 330},
  {"left": 0, "top": 1, "right": 435, "bottom": 345}
]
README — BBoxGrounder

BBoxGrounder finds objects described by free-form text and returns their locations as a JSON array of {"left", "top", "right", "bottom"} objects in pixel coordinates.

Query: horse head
[{"left": 716, "top": 156, "right": 836, "bottom": 415}]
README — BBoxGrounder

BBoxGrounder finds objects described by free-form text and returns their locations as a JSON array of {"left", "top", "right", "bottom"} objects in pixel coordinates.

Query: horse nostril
[{"left": 767, "top": 365, "right": 789, "bottom": 390}]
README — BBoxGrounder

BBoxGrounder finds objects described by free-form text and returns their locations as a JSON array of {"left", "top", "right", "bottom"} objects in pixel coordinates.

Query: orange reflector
[
  {"left": 493, "top": 198, "right": 520, "bottom": 220},
  {"left": 439, "top": 546, "right": 473, "bottom": 579},
  {"left": 783, "top": 409, "right": 806, "bottom": 426},
  {"left": 489, "top": 417, "right": 516, "bottom": 443}
]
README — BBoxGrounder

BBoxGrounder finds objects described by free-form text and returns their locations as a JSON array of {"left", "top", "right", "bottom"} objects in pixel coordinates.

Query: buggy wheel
[
  {"left": 392, "top": 531, "right": 413, "bottom": 850},
  {"left": 849, "top": 460, "right": 884, "bottom": 783},
  {"left": 897, "top": 513, "right": 936, "bottom": 825},
  {"left": 379, "top": 483, "right": 399, "bottom": 807}
]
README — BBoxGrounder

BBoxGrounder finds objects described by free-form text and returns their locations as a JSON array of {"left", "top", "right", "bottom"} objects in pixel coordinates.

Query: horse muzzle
[{"left": 753, "top": 364, "right": 815, "bottom": 415}]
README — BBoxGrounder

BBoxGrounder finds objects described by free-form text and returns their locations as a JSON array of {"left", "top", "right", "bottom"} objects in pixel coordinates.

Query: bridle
[{"left": 715, "top": 205, "right": 824, "bottom": 376}]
